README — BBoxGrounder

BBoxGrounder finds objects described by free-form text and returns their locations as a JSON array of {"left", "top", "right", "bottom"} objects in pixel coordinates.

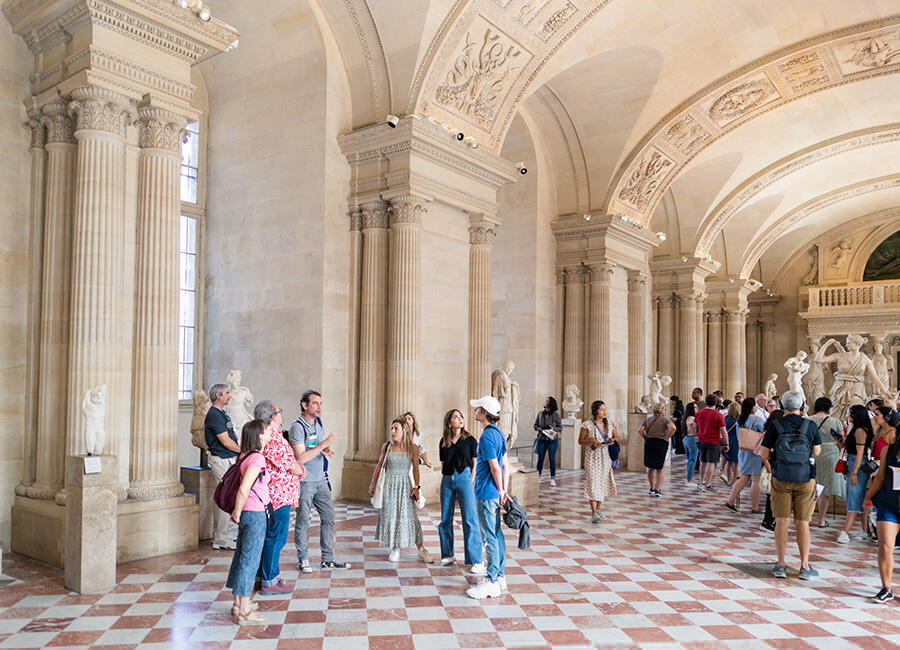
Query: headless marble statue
[{"left": 82, "top": 384, "right": 107, "bottom": 456}]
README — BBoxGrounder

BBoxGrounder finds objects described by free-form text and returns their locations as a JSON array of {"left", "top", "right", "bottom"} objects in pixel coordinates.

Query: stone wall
[{"left": 0, "top": 19, "right": 34, "bottom": 548}]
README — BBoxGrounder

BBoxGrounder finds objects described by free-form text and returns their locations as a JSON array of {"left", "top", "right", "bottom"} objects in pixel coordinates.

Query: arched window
[{"left": 863, "top": 230, "right": 900, "bottom": 282}]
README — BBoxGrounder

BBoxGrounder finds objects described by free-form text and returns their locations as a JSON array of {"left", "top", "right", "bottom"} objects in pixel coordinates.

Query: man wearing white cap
[{"left": 466, "top": 395, "right": 510, "bottom": 599}]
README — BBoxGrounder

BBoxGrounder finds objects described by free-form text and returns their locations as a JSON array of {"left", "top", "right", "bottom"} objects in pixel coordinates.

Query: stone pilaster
[
  {"left": 724, "top": 310, "right": 744, "bottom": 397},
  {"left": 562, "top": 268, "right": 586, "bottom": 399},
  {"left": 27, "top": 101, "right": 75, "bottom": 500},
  {"left": 746, "top": 318, "right": 760, "bottom": 393},
  {"left": 355, "top": 200, "right": 389, "bottom": 462},
  {"left": 346, "top": 209, "right": 363, "bottom": 457},
  {"left": 555, "top": 270, "right": 565, "bottom": 398},
  {"left": 657, "top": 295, "right": 675, "bottom": 378},
  {"left": 128, "top": 102, "right": 187, "bottom": 500},
  {"left": 759, "top": 321, "right": 776, "bottom": 393},
  {"left": 706, "top": 311, "right": 723, "bottom": 393},
  {"left": 696, "top": 294, "right": 707, "bottom": 391},
  {"left": 739, "top": 310, "right": 748, "bottom": 395},
  {"left": 586, "top": 263, "right": 614, "bottom": 410},
  {"left": 66, "top": 86, "right": 132, "bottom": 496},
  {"left": 677, "top": 292, "right": 700, "bottom": 399},
  {"left": 627, "top": 271, "right": 648, "bottom": 411},
  {"left": 386, "top": 194, "right": 425, "bottom": 420},
  {"left": 468, "top": 216, "right": 497, "bottom": 423},
  {"left": 18, "top": 111, "right": 47, "bottom": 496}
]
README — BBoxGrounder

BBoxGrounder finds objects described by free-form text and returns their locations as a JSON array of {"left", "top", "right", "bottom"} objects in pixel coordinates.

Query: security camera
[
  {"left": 456, "top": 132, "right": 464, "bottom": 141},
  {"left": 386, "top": 114, "right": 399, "bottom": 128},
  {"left": 516, "top": 162, "right": 527, "bottom": 175}
]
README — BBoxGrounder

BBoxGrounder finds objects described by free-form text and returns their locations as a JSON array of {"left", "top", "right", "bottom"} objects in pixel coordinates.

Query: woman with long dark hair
[
  {"left": 533, "top": 396, "right": 563, "bottom": 486},
  {"left": 436, "top": 408, "right": 483, "bottom": 572},
  {"left": 724, "top": 397, "right": 766, "bottom": 513},
  {"left": 837, "top": 404, "right": 875, "bottom": 543},
  {"left": 864, "top": 435, "right": 900, "bottom": 602},
  {"left": 578, "top": 400, "right": 618, "bottom": 523}
]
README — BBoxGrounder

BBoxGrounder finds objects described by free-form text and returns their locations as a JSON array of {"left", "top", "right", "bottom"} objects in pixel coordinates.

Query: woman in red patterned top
[{"left": 254, "top": 400, "right": 306, "bottom": 594}]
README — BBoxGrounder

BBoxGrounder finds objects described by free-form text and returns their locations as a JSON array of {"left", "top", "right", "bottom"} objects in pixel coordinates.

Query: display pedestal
[
  {"left": 181, "top": 466, "right": 214, "bottom": 540},
  {"left": 626, "top": 413, "right": 644, "bottom": 472},
  {"left": 509, "top": 468, "right": 539, "bottom": 507},
  {"left": 65, "top": 455, "right": 117, "bottom": 593},
  {"left": 559, "top": 418, "right": 582, "bottom": 470}
]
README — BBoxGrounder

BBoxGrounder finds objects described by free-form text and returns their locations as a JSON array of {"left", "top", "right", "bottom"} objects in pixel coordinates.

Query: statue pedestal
[
  {"left": 181, "top": 466, "right": 214, "bottom": 541},
  {"left": 626, "top": 413, "right": 645, "bottom": 472},
  {"left": 509, "top": 468, "right": 539, "bottom": 507},
  {"left": 65, "top": 455, "right": 117, "bottom": 593},
  {"left": 559, "top": 418, "right": 582, "bottom": 470}
]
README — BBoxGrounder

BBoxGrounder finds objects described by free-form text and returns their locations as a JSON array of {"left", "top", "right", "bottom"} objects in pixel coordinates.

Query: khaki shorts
[{"left": 771, "top": 477, "right": 816, "bottom": 521}]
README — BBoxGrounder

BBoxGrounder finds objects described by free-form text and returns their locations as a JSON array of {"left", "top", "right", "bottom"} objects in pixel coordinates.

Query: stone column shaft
[
  {"left": 627, "top": 271, "right": 648, "bottom": 410},
  {"left": 355, "top": 202, "right": 389, "bottom": 462},
  {"left": 657, "top": 295, "right": 675, "bottom": 378},
  {"left": 739, "top": 311, "right": 748, "bottom": 395},
  {"left": 746, "top": 319, "right": 760, "bottom": 394},
  {"left": 586, "top": 264, "right": 614, "bottom": 408},
  {"left": 724, "top": 311, "right": 744, "bottom": 398},
  {"left": 678, "top": 294, "right": 699, "bottom": 399},
  {"left": 346, "top": 210, "right": 363, "bottom": 457},
  {"left": 468, "top": 218, "right": 495, "bottom": 424},
  {"left": 386, "top": 195, "right": 424, "bottom": 421},
  {"left": 562, "top": 269, "right": 585, "bottom": 397},
  {"left": 18, "top": 113, "right": 47, "bottom": 496},
  {"left": 760, "top": 321, "right": 776, "bottom": 393},
  {"left": 66, "top": 88, "right": 131, "bottom": 497},
  {"left": 554, "top": 271, "right": 565, "bottom": 398},
  {"left": 128, "top": 105, "right": 187, "bottom": 500},
  {"left": 706, "top": 312, "right": 723, "bottom": 392},
  {"left": 29, "top": 103, "right": 75, "bottom": 500},
  {"left": 696, "top": 295, "right": 707, "bottom": 391}
]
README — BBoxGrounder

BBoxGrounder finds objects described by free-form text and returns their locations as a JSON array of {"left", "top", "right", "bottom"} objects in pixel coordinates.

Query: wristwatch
[{"left": 413, "top": 485, "right": 421, "bottom": 489}]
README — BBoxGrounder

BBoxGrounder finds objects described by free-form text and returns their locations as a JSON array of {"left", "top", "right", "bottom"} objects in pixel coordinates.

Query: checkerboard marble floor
[{"left": 2, "top": 457, "right": 900, "bottom": 649}]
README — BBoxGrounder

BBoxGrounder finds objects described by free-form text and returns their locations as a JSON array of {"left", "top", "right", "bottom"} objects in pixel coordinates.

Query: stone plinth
[
  {"left": 626, "top": 413, "right": 645, "bottom": 472},
  {"left": 559, "top": 418, "right": 582, "bottom": 470},
  {"left": 11, "top": 495, "right": 65, "bottom": 567},
  {"left": 180, "top": 466, "right": 214, "bottom": 541},
  {"left": 65, "top": 455, "right": 117, "bottom": 593},
  {"left": 341, "top": 459, "right": 442, "bottom": 505},
  {"left": 509, "top": 468, "right": 539, "bottom": 507},
  {"left": 117, "top": 496, "right": 198, "bottom": 563}
]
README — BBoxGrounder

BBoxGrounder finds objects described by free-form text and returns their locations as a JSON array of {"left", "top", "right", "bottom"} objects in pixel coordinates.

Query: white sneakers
[
  {"left": 550, "top": 479, "right": 557, "bottom": 487},
  {"left": 440, "top": 556, "right": 457, "bottom": 566},
  {"left": 836, "top": 530, "right": 850, "bottom": 543},
  {"left": 388, "top": 548, "right": 401, "bottom": 562},
  {"left": 467, "top": 578, "right": 502, "bottom": 599},
  {"left": 469, "top": 563, "right": 486, "bottom": 575}
]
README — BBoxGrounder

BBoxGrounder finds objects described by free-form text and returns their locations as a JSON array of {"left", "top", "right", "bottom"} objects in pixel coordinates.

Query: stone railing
[{"left": 807, "top": 280, "right": 900, "bottom": 312}]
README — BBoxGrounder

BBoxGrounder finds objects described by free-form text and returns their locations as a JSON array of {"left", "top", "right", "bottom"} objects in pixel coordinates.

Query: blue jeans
[
  {"left": 295, "top": 480, "right": 335, "bottom": 563},
  {"left": 684, "top": 436, "right": 699, "bottom": 482},
  {"left": 438, "top": 468, "right": 483, "bottom": 565},
  {"left": 226, "top": 510, "right": 266, "bottom": 597},
  {"left": 258, "top": 504, "right": 290, "bottom": 586},
  {"left": 535, "top": 438, "right": 559, "bottom": 478},
  {"left": 477, "top": 498, "right": 505, "bottom": 583}
]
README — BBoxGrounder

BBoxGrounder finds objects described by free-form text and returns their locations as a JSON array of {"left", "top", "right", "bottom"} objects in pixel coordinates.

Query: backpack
[
  {"left": 213, "top": 451, "right": 264, "bottom": 513},
  {"left": 772, "top": 418, "right": 814, "bottom": 483}
]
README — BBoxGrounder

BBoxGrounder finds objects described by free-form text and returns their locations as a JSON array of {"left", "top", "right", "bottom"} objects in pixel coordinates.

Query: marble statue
[
  {"left": 814, "top": 334, "right": 892, "bottom": 417},
  {"left": 491, "top": 360, "right": 520, "bottom": 447},
  {"left": 82, "top": 384, "right": 106, "bottom": 456},
  {"left": 764, "top": 373, "right": 778, "bottom": 400},
  {"left": 800, "top": 247, "right": 818, "bottom": 285},
  {"left": 805, "top": 339, "right": 827, "bottom": 403},
  {"left": 634, "top": 394, "right": 654, "bottom": 415},
  {"left": 224, "top": 369, "right": 254, "bottom": 436},
  {"left": 829, "top": 239, "right": 852, "bottom": 270},
  {"left": 870, "top": 339, "right": 894, "bottom": 396},
  {"left": 784, "top": 351, "right": 810, "bottom": 398},
  {"left": 646, "top": 371, "right": 672, "bottom": 411},
  {"left": 190, "top": 390, "right": 211, "bottom": 450},
  {"left": 562, "top": 384, "right": 584, "bottom": 418}
]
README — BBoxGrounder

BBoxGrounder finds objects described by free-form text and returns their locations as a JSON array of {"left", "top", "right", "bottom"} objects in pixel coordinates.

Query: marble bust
[
  {"left": 82, "top": 384, "right": 106, "bottom": 456},
  {"left": 562, "top": 384, "right": 583, "bottom": 418},
  {"left": 764, "top": 373, "right": 778, "bottom": 400}
]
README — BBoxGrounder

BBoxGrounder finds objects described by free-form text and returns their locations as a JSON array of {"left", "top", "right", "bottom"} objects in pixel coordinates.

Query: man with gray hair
[
  {"left": 759, "top": 390, "right": 822, "bottom": 580},
  {"left": 205, "top": 382, "right": 239, "bottom": 550}
]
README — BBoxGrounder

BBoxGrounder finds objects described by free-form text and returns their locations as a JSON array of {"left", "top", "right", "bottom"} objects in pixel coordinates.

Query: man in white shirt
[{"left": 754, "top": 393, "right": 769, "bottom": 421}]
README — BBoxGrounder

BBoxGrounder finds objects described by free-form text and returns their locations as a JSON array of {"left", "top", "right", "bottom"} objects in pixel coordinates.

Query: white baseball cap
[{"left": 469, "top": 395, "right": 501, "bottom": 417}]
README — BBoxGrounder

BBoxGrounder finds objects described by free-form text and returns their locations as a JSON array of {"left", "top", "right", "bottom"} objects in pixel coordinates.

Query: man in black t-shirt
[
  {"left": 205, "top": 382, "right": 239, "bottom": 550},
  {"left": 759, "top": 390, "right": 821, "bottom": 580}
]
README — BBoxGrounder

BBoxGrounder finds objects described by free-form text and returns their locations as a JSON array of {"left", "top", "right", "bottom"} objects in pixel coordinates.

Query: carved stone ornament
[
  {"left": 844, "top": 35, "right": 900, "bottom": 70},
  {"left": 69, "top": 87, "right": 132, "bottom": 138},
  {"left": 389, "top": 197, "right": 426, "bottom": 226},
  {"left": 829, "top": 239, "right": 853, "bottom": 270},
  {"left": 591, "top": 263, "right": 615, "bottom": 283},
  {"left": 24, "top": 117, "right": 46, "bottom": 149},
  {"left": 349, "top": 209, "right": 363, "bottom": 232},
  {"left": 138, "top": 110, "right": 187, "bottom": 152},
  {"left": 40, "top": 99, "right": 75, "bottom": 144},
  {"left": 360, "top": 202, "right": 389, "bottom": 229},
  {"left": 618, "top": 150, "right": 673, "bottom": 211},
  {"left": 469, "top": 220, "right": 497, "bottom": 245},
  {"left": 663, "top": 114, "right": 711, "bottom": 156},
  {"left": 627, "top": 271, "right": 648, "bottom": 293},
  {"left": 709, "top": 77, "right": 778, "bottom": 124},
  {"left": 539, "top": 2, "right": 577, "bottom": 41},
  {"left": 435, "top": 28, "right": 522, "bottom": 127}
]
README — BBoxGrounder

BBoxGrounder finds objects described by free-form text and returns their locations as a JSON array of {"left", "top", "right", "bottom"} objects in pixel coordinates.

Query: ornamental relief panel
[
  {"left": 834, "top": 31, "right": 900, "bottom": 75},
  {"left": 617, "top": 149, "right": 673, "bottom": 212},
  {"left": 706, "top": 75, "right": 780, "bottom": 126}
]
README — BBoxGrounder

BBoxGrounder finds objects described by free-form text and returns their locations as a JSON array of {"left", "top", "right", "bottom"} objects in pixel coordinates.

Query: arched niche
[{"left": 863, "top": 229, "right": 900, "bottom": 282}]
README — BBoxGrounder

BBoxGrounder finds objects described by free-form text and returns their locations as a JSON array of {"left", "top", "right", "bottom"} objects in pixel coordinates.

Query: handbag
[
  {"left": 759, "top": 466, "right": 772, "bottom": 495},
  {"left": 834, "top": 448, "right": 847, "bottom": 474},
  {"left": 861, "top": 457, "right": 879, "bottom": 476},
  {"left": 738, "top": 416, "right": 764, "bottom": 452}
]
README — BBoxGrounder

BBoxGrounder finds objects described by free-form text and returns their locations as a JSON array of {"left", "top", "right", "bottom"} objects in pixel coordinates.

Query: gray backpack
[{"left": 772, "top": 418, "right": 814, "bottom": 483}]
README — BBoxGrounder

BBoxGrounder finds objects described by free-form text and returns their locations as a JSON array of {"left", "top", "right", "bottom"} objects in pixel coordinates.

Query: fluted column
[
  {"left": 355, "top": 201, "right": 389, "bottom": 462},
  {"left": 739, "top": 310, "right": 748, "bottom": 395},
  {"left": 127, "top": 103, "right": 187, "bottom": 500},
  {"left": 706, "top": 311, "right": 723, "bottom": 393},
  {"left": 386, "top": 195, "right": 425, "bottom": 420},
  {"left": 66, "top": 87, "right": 132, "bottom": 494},
  {"left": 678, "top": 292, "right": 700, "bottom": 398},
  {"left": 696, "top": 294, "right": 707, "bottom": 391},
  {"left": 657, "top": 295, "right": 675, "bottom": 377},
  {"left": 586, "top": 263, "right": 614, "bottom": 408},
  {"left": 627, "top": 270, "right": 648, "bottom": 410},
  {"left": 27, "top": 102, "right": 75, "bottom": 500},
  {"left": 759, "top": 321, "right": 776, "bottom": 393},
  {"left": 746, "top": 318, "right": 760, "bottom": 393},
  {"left": 724, "top": 310, "right": 744, "bottom": 397},
  {"left": 18, "top": 112, "right": 47, "bottom": 496},
  {"left": 467, "top": 216, "right": 496, "bottom": 424},
  {"left": 554, "top": 270, "right": 565, "bottom": 398},
  {"left": 562, "top": 268, "right": 586, "bottom": 398},
  {"left": 346, "top": 209, "right": 363, "bottom": 457}
]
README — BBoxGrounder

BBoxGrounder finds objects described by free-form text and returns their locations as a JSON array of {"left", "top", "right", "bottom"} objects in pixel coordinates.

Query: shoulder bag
[
  {"left": 370, "top": 444, "right": 388, "bottom": 509},
  {"left": 738, "top": 416, "right": 764, "bottom": 452}
]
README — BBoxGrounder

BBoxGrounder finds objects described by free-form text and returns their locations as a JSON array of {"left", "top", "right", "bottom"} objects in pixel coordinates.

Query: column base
[
  {"left": 340, "top": 460, "right": 443, "bottom": 505},
  {"left": 10, "top": 494, "right": 198, "bottom": 568},
  {"left": 180, "top": 465, "right": 214, "bottom": 541}
]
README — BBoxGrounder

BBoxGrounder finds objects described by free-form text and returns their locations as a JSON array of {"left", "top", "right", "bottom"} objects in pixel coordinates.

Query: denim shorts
[
  {"left": 698, "top": 441, "right": 721, "bottom": 464},
  {"left": 845, "top": 454, "right": 867, "bottom": 514},
  {"left": 876, "top": 506, "right": 900, "bottom": 524}
]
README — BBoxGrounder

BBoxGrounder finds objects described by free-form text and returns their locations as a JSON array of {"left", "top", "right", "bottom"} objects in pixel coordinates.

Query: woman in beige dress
[{"left": 579, "top": 400, "right": 618, "bottom": 523}]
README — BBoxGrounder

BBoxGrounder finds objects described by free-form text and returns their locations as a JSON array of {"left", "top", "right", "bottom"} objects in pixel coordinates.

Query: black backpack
[{"left": 772, "top": 418, "right": 814, "bottom": 483}]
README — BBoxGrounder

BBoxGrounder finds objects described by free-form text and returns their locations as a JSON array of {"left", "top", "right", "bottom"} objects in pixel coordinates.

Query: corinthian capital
[
  {"left": 68, "top": 86, "right": 132, "bottom": 138},
  {"left": 360, "top": 200, "right": 389, "bottom": 229},
  {"left": 590, "top": 262, "right": 615, "bottom": 283},
  {"left": 469, "top": 215, "right": 498, "bottom": 246},
  {"left": 41, "top": 100, "right": 74, "bottom": 145},
  {"left": 388, "top": 195, "right": 426, "bottom": 226},
  {"left": 349, "top": 209, "right": 363, "bottom": 232},
  {"left": 137, "top": 104, "right": 187, "bottom": 153},
  {"left": 626, "top": 270, "right": 648, "bottom": 293}
]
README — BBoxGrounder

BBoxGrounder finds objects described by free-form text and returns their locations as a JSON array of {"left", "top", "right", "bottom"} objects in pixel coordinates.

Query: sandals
[
  {"left": 817, "top": 521, "right": 830, "bottom": 528},
  {"left": 231, "top": 602, "right": 259, "bottom": 617},
  {"left": 237, "top": 611, "right": 269, "bottom": 626}
]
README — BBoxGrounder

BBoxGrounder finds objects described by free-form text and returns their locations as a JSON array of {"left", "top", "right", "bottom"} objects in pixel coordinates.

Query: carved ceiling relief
[
  {"left": 834, "top": 31, "right": 900, "bottom": 75},
  {"left": 617, "top": 149, "right": 673, "bottom": 212},
  {"left": 707, "top": 76, "right": 780, "bottom": 126},
  {"left": 434, "top": 24, "right": 526, "bottom": 129},
  {"left": 538, "top": 2, "right": 577, "bottom": 41},
  {"left": 661, "top": 114, "right": 712, "bottom": 157}
]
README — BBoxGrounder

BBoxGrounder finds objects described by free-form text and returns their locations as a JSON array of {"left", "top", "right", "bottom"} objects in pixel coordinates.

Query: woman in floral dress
[{"left": 579, "top": 400, "right": 618, "bottom": 523}]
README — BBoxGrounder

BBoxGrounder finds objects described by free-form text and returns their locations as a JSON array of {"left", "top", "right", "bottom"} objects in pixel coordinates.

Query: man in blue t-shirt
[
  {"left": 466, "top": 395, "right": 510, "bottom": 599},
  {"left": 204, "top": 382, "right": 239, "bottom": 550}
]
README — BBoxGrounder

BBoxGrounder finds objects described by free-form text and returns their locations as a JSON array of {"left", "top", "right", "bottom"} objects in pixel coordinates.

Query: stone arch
[{"left": 852, "top": 217, "right": 900, "bottom": 281}]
